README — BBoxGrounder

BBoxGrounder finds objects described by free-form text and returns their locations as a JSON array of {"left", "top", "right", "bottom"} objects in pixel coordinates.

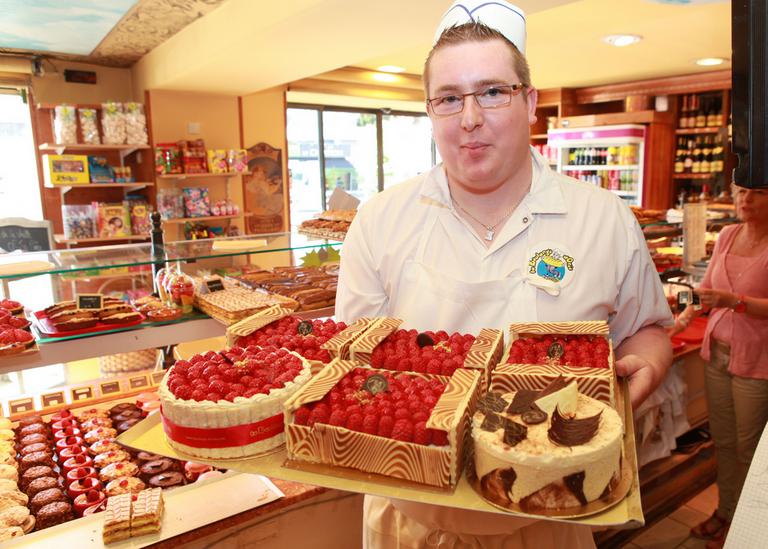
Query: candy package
[
  {"left": 94, "top": 201, "right": 131, "bottom": 238},
  {"left": 157, "top": 187, "right": 185, "bottom": 220},
  {"left": 101, "top": 102, "right": 126, "bottom": 144},
  {"left": 124, "top": 102, "right": 148, "bottom": 145},
  {"left": 179, "top": 139, "right": 208, "bottom": 174},
  {"left": 155, "top": 143, "right": 183, "bottom": 175},
  {"left": 62, "top": 204, "right": 96, "bottom": 240},
  {"left": 182, "top": 187, "right": 211, "bottom": 217},
  {"left": 54, "top": 105, "right": 77, "bottom": 144},
  {"left": 78, "top": 108, "right": 100, "bottom": 144},
  {"left": 207, "top": 149, "right": 229, "bottom": 173},
  {"left": 129, "top": 201, "right": 151, "bottom": 235},
  {"left": 228, "top": 149, "right": 248, "bottom": 173}
]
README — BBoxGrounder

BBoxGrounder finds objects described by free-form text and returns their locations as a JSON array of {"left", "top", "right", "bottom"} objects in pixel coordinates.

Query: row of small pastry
[{"left": 0, "top": 417, "right": 34, "bottom": 541}]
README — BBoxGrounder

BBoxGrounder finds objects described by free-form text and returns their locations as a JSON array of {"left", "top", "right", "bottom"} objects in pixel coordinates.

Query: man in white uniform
[{"left": 335, "top": 1, "right": 673, "bottom": 547}]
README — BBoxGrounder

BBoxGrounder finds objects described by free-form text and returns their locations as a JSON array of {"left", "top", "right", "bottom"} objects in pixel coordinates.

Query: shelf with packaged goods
[
  {"left": 48, "top": 182, "right": 154, "bottom": 195},
  {"left": 53, "top": 234, "right": 150, "bottom": 245},
  {"left": 672, "top": 173, "right": 719, "bottom": 180},
  {"left": 157, "top": 172, "right": 251, "bottom": 180},
  {"left": 162, "top": 214, "right": 250, "bottom": 224},
  {"left": 530, "top": 133, "right": 548, "bottom": 140},
  {"left": 38, "top": 142, "right": 151, "bottom": 163}
]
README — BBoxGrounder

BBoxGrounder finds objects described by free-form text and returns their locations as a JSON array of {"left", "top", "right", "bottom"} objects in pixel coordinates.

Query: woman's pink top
[{"left": 700, "top": 224, "right": 768, "bottom": 378}]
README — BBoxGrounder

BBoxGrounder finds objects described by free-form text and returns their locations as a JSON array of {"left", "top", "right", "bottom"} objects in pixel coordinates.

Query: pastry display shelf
[
  {"left": 0, "top": 315, "right": 224, "bottom": 373},
  {"left": 157, "top": 172, "right": 251, "bottom": 180},
  {"left": 0, "top": 231, "right": 343, "bottom": 283},
  {"left": 47, "top": 182, "right": 154, "bottom": 195}
]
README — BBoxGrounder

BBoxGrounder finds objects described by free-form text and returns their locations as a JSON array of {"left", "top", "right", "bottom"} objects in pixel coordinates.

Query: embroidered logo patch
[{"left": 527, "top": 244, "right": 575, "bottom": 287}]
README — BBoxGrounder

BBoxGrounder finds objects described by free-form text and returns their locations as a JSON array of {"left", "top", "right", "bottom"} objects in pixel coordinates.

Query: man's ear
[{"left": 526, "top": 86, "right": 539, "bottom": 127}]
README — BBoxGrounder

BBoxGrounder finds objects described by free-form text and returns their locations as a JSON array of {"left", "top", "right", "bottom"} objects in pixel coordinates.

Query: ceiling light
[
  {"left": 376, "top": 65, "right": 406, "bottom": 73},
  {"left": 602, "top": 34, "right": 643, "bottom": 47},
  {"left": 372, "top": 72, "right": 398, "bottom": 83},
  {"left": 696, "top": 57, "right": 726, "bottom": 66}
]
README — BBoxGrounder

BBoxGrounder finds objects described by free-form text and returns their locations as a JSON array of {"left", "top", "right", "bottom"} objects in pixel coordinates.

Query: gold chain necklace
[{"left": 451, "top": 198, "right": 515, "bottom": 241}]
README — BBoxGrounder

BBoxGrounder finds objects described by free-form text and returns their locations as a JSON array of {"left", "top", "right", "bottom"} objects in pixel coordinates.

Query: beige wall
[
  {"left": 148, "top": 89, "right": 244, "bottom": 241},
  {"left": 31, "top": 60, "right": 133, "bottom": 104}
]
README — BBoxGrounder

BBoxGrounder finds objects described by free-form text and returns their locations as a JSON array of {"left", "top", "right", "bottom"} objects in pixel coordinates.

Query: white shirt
[{"left": 336, "top": 147, "right": 672, "bottom": 344}]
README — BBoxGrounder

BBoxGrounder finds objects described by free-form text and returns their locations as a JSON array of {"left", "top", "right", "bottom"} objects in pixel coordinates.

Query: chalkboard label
[
  {"left": 205, "top": 278, "right": 225, "bottom": 292},
  {"left": 151, "top": 372, "right": 166, "bottom": 385},
  {"left": 8, "top": 398, "right": 34, "bottom": 415},
  {"left": 0, "top": 224, "right": 51, "bottom": 253},
  {"left": 129, "top": 375, "right": 149, "bottom": 389},
  {"left": 77, "top": 294, "right": 103, "bottom": 310}
]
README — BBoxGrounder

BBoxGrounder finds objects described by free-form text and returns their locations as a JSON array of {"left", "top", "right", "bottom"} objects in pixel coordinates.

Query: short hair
[{"left": 423, "top": 21, "right": 532, "bottom": 99}]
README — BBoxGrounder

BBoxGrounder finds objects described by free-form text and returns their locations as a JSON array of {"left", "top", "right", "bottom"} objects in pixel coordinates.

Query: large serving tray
[{"left": 118, "top": 380, "right": 643, "bottom": 528}]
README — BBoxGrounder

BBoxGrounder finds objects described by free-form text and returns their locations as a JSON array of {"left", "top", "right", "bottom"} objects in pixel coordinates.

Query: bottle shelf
[
  {"left": 530, "top": 133, "right": 549, "bottom": 140},
  {"left": 157, "top": 172, "right": 251, "bottom": 180},
  {"left": 563, "top": 164, "right": 639, "bottom": 171},
  {"left": 672, "top": 173, "right": 719, "bottom": 180},
  {"left": 161, "top": 213, "right": 250, "bottom": 224},
  {"left": 675, "top": 127, "right": 722, "bottom": 135}
]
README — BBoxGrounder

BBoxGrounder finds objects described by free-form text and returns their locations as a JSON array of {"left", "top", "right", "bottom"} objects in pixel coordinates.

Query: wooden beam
[{"left": 575, "top": 70, "right": 731, "bottom": 104}]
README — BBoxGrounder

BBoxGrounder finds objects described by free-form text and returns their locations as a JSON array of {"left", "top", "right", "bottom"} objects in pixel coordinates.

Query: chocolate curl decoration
[
  {"left": 506, "top": 389, "right": 539, "bottom": 414},
  {"left": 502, "top": 418, "right": 528, "bottom": 446},
  {"left": 477, "top": 392, "right": 508, "bottom": 414},
  {"left": 548, "top": 406, "right": 601, "bottom": 447}
]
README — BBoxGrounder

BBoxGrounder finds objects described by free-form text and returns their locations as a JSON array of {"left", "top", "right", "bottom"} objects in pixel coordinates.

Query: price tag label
[
  {"left": 41, "top": 391, "right": 66, "bottom": 409},
  {"left": 71, "top": 385, "right": 94, "bottom": 402},
  {"left": 151, "top": 371, "right": 166, "bottom": 386},
  {"left": 77, "top": 293, "right": 103, "bottom": 310},
  {"left": 129, "top": 375, "right": 150, "bottom": 389},
  {"left": 206, "top": 278, "right": 225, "bottom": 292},
  {"left": 100, "top": 381, "right": 121, "bottom": 396},
  {"left": 8, "top": 398, "right": 34, "bottom": 415}
]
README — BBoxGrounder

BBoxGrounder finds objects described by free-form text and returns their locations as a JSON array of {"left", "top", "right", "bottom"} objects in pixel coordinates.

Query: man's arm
[{"left": 614, "top": 324, "right": 673, "bottom": 409}]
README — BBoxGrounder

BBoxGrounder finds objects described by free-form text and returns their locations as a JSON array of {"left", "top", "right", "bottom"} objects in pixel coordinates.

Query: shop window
[
  {"left": 0, "top": 93, "right": 43, "bottom": 220},
  {"left": 287, "top": 105, "right": 436, "bottom": 226}
]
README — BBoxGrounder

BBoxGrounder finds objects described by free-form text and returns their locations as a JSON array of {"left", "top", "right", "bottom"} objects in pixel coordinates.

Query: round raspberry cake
[
  {"left": 472, "top": 382, "right": 623, "bottom": 512},
  {"left": 507, "top": 334, "right": 609, "bottom": 369},
  {"left": 159, "top": 346, "right": 311, "bottom": 458},
  {"left": 370, "top": 329, "right": 476, "bottom": 375},
  {"left": 236, "top": 317, "right": 347, "bottom": 364}
]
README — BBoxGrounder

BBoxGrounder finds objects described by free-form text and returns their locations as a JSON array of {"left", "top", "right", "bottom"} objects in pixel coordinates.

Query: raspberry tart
[
  {"left": 285, "top": 359, "right": 481, "bottom": 488},
  {"left": 159, "top": 346, "right": 312, "bottom": 458},
  {"left": 0, "top": 299, "right": 23, "bottom": 315},
  {"left": 0, "top": 328, "right": 35, "bottom": 355}
]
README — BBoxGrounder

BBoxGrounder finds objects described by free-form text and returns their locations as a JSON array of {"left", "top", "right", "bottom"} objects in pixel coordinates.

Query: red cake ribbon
[{"left": 160, "top": 408, "right": 284, "bottom": 448}]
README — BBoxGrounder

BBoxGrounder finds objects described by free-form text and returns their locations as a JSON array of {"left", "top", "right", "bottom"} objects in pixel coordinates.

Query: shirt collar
[{"left": 419, "top": 147, "right": 568, "bottom": 215}]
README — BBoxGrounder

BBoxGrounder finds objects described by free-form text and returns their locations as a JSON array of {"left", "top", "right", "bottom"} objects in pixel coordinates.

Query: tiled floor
[{"left": 622, "top": 483, "right": 719, "bottom": 549}]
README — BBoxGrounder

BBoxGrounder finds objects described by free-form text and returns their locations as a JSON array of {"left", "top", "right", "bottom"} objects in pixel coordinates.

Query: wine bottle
[
  {"left": 700, "top": 136, "right": 711, "bottom": 173},
  {"left": 691, "top": 138, "right": 702, "bottom": 173},
  {"left": 683, "top": 139, "right": 694, "bottom": 173},
  {"left": 695, "top": 95, "right": 707, "bottom": 128},
  {"left": 674, "top": 137, "right": 685, "bottom": 174},
  {"left": 679, "top": 95, "right": 689, "bottom": 128}
]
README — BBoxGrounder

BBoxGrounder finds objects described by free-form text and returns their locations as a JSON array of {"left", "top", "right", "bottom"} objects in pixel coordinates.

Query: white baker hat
[{"left": 433, "top": 0, "right": 527, "bottom": 54}]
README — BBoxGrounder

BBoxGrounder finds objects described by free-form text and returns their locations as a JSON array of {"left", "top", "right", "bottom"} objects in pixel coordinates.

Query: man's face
[{"left": 426, "top": 39, "right": 537, "bottom": 192}]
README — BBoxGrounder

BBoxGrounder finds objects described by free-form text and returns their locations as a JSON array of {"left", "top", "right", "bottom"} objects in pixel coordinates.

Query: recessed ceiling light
[
  {"left": 696, "top": 57, "right": 726, "bottom": 66},
  {"left": 377, "top": 65, "right": 406, "bottom": 73},
  {"left": 602, "top": 34, "right": 643, "bottom": 47},
  {"left": 372, "top": 72, "right": 398, "bottom": 83}
]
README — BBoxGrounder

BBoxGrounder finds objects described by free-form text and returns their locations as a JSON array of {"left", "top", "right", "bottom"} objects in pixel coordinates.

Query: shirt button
[{"left": 523, "top": 217, "right": 529, "bottom": 223}]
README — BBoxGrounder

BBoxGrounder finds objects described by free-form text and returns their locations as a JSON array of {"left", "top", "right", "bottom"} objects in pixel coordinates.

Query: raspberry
[
  {"left": 174, "top": 385, "right": 192, "bottom": 400},
  {"left": 362, "top": 414, "right": 378, "bottom": 435},
  {"left": 309, "top": 404, "right": 330, "bottom": 425},
  {"left": 230, "top": 383, "right": 246, "bottom": 394},
  {"left": 208, "top": 380, "right": 228, "bottom": 395},
  {"left": 223, "top": 391, "right": 239, "bottom": 402},
  {"left": 294, "top": 407, "right": 311, "bottom": 426},
  {"left": 191, "top": 389, "right": 206, "bottom": 401},
  {"left": 378, "top": 416, "right": 395, "bottom": 437},
  {"left": 391, "top": 419, "right": 414, "bottom": 442},
  {"left": 206, "top": 392, "right": 222, "bottom": 402},
  {"left": 412, "top": 410, "right": 429, "bottom": 422},
  {"left": 413, "top": 421, "right": 430, "bottom": 445},
  {"left": 346, "top": 413, "right": 363, "bottom": 431},
  {"left": 394, "top": 407, "right": 410, "bottom": 420},
  {"left": 328, "top": 410, "right": 346, "bottom": 426},
  {"left": 244, "top": 388, "right": 259, "bottom": 398},
  {"left": 429, "top": 429, "right": 448, "bottom": 446}
]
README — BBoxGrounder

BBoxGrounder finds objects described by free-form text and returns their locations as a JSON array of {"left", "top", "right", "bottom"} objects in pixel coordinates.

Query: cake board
[{"left": 118, "top": 381, "right": 643, "bottom": 528}]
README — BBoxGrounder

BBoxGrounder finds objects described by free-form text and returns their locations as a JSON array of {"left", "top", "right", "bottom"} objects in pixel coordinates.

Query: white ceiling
[{"left": 133, "top": 0, "right": 731, "bottom": 96}]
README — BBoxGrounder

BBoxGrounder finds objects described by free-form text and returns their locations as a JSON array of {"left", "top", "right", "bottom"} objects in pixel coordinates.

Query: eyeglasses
[{"left": 427, "top": 83, "right": 528, "bottom": 116}]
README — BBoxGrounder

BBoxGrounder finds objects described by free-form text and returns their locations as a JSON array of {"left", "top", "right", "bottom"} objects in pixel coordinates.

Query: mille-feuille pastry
[
  {"left": 130, "top": 487, "right": 164, "bottom": 537},
  {"left": 102, "top": 492, "right": 132, "bottom": 544},
  {"left": 291, "top": 288, "right": 336, "bottom": 310}
]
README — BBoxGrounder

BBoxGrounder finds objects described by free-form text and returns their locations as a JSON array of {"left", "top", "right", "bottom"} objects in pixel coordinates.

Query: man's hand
[
  {"left": 695, "top": 288, "right": 736, "bottom": 310},
  {"left": 614, "top": 325, "right": 673, "bottom": 410},
  {"left": 615, "top": 355, "right": 657, "bottom": 409}
]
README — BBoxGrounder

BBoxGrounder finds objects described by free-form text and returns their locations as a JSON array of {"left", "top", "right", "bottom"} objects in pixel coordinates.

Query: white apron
[{"left": 364, "top": 205, "right": 596, "bottom": 548}]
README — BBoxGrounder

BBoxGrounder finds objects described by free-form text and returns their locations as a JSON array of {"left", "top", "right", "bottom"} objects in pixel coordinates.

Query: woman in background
[{"left": 672, "top": 184, "right": 768, "bottom": 549}]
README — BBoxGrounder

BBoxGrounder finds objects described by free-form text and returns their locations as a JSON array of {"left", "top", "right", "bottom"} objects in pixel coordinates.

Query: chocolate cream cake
[{"left": 472, "top": 379, "right": 623, "bottom": 512}]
